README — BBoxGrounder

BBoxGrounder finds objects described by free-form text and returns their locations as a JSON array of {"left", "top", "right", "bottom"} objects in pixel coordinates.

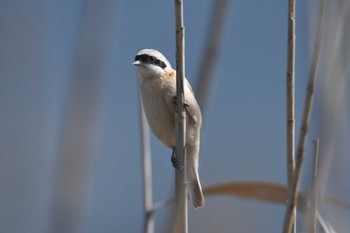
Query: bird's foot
[
  {"left": 171, "top": 148, "right": 184, "bottom": 170},
  {"left": 173, "top": 96, "right": 189, "bottom": 107}
]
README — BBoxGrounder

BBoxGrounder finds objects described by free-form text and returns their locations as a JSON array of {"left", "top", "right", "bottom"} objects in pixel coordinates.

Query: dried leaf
[
  {"left": 203, "top": 182, "right": 350, "bottom": 210},
  {"left": 203, "top": 182, "right": 288, "bottom": 204}
]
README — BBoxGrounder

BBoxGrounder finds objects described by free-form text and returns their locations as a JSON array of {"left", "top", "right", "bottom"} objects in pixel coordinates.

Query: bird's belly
[{"left": 141, "top": 92, "right": 175, "bottom": 148}]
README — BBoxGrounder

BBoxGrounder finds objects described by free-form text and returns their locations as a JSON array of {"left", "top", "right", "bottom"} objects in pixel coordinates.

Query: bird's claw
[
  {"left": 171, "top": 148, "right": 184, "bottom": 169},
  {"left": 173, "top": 96, "right": 189, "bottom": 107}
]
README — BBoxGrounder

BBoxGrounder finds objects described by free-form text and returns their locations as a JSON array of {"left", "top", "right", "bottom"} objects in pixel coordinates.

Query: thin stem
[
  {"left": 139, "top": 93, "right": 154, "bottom": 233},
  {"left": 286, "top": 0, "right": 296, "bottom": 232},
  {"left": 173, "top": 0, "right": 188, "bottom": 232},
  {"left": 309, "top": 139, "right": 320, "bottom": 233},
  {"left": 282, "top": 0, "right": 325, "bottom": 232},
  {"left": 195, "top": 0, "right": 233, "bottom": 116}
]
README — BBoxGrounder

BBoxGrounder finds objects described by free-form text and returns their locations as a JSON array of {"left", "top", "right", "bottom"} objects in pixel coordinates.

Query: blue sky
[{"left": 1, "top": 0, "right": 348, "bottom": 233}]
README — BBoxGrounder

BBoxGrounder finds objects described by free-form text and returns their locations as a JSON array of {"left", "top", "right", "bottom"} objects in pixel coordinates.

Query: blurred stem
[
  {"left": 53, "top": 2, "right": 117, "bottom": 232},
  {"left": 195, "top": 0, "right": 233, "bottom": 117},
  {"left": 309, "top": 139, "right": 320, "bottom": 233},
  {"left": 139, "top": 93, "right": 154, "bottom": 233}
]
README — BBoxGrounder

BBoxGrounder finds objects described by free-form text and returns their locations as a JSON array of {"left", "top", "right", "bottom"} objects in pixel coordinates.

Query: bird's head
[{"left": 133, "top": 49, "right": 173, "bottom": 78}]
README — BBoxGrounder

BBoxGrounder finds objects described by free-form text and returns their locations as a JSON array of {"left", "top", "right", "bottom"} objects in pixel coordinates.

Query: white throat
[{"left": 135, "top": 63, "right": 167, "bottom": 80}]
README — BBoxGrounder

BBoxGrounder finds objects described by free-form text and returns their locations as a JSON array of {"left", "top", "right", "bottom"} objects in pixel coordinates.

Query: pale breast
[{"left": 140, "top": 79, "right": 176, "bottom": 148}]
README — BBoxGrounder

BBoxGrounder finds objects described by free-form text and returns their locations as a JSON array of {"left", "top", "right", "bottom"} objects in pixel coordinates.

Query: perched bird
[{"left": 133, "top": 49, "right": 204, "bottom": 208}]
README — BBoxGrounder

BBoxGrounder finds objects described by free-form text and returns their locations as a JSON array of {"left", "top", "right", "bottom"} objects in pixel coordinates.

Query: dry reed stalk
[
  {"left": 203, "top": 181, "right": 350, "bottom": 210},
  {"left": 139, "top": 94, "right": 154, "bottom": 233},
  {"left": 172, "top": 0, "right": 188, "bottom": 232},
  {"left": 286, "top": 0, "right": 296, "bottom": 231},
  {"left": 195, "top": 0, "right": 232, "bottom": 116},
  {"left": 313, "top": 2, "right": 349, "bottom": 231},
  {"left": 310, "top": 139, "right": 320, "bottom": 233},
  {"left": 282, "top": 0, "right": 325, "bottom": 231},
  {"left": 54, "top": 2, "right": 116, "bottom": 232}
]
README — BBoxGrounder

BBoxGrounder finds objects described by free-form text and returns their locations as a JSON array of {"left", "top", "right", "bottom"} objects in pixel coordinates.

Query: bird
[{"left": 133, "top": 49, "right": 204, "bottom": 208}]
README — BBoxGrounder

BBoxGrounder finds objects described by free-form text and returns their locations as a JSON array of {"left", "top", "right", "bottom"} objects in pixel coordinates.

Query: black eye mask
[{"left": 135, "top": 54, "right": 167, "bottom": 69}]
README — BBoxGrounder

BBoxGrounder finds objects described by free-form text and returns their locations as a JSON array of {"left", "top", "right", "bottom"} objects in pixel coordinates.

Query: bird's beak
[{"left": 133, "top": 60, "right": 141, "bottom": 66}]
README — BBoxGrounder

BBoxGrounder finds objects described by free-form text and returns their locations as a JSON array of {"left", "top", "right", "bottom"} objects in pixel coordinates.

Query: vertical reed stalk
[
  {"left": 139, "top": 94, "right": 154, "bottom": 233},
  {"left": 173, "top": 0, "right": 188, "bottom": 232},
  {"left": 282, "top": 0, "right": 325, "bottom": 232},
  {"left": 195, "top": 0, "right": 232, "bottom": 116},
  {"left": 309, "top": 139, "right": 320, "bottom": 233},
  {"left": 286, "top": 0, "right": 296, "bottom": 232}
]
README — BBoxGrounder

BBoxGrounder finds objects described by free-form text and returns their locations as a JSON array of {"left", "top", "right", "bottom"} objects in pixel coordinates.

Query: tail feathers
[
  {"left": 185, "top": 143, "right": 204, "bottom": 208},
  {"left": 189, "top": 178, "right": 204, "bottom": 208}
]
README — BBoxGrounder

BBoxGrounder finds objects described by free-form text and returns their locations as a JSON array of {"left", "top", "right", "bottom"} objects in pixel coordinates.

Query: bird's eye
[
  {"left": 151, "top": 58, "right": 166, "bottom": 69},
  {"left": 149, "top": 56, "right": 155, "bottom": 63},
  {"left": 141, "top": 55, "right": 148, "bottom": 63},
  {"left": 135, "top": 54, "right": 167, "bottom": 69},
  {"left": 159, "top": 61, "right": 166, "bottom": 69}
]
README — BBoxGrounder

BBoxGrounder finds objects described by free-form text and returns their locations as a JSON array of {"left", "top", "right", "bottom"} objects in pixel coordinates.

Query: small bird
[{"left": 133, "top": 49, "right": 204, "bottom": 208}]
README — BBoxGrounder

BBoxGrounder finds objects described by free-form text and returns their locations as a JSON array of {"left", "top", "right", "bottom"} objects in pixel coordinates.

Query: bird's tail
[{"left": 186, "top": 143, "right": 204, "bottom": 208}]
